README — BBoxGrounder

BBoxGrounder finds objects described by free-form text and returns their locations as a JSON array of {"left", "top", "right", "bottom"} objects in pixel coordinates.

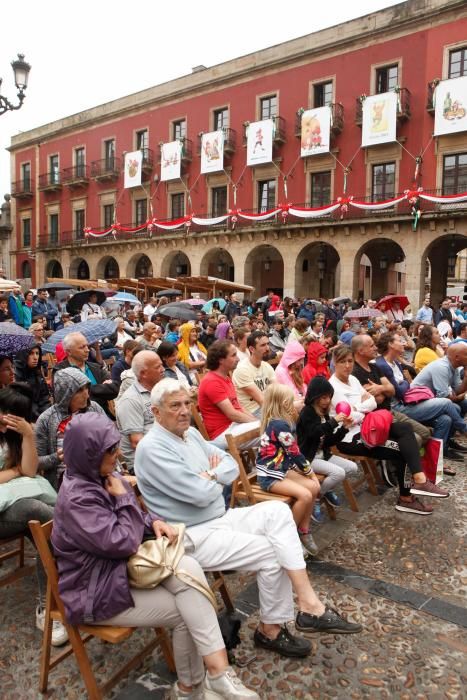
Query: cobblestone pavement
[{"left": 1, "top": 451, "right": 466, "bottom": 699}]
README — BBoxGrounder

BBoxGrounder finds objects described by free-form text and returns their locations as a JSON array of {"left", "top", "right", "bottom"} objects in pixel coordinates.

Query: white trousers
[
  {"left": 311, "top": 454, "right": 358, "bottom": 494},
  {"left": 211, "top": 419, "right": 260, "bottom": 450},
  {"left": 184, "top": 501, "right": 306, "bottom": 625}
]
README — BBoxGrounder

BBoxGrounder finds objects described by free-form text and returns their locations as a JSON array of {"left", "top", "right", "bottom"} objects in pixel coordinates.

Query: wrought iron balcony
[
  {"left": 62, "top": 164, "right": 90, "bottom": 188},
  {"left": 157, "top": 138, "right": 193, "bottom": 166},
  {"left": 196, "top": 127, "right": 237, "bottom": 157},
  {"left": 242, "top": 116, "right": 286, "bottom": 147},
  {"left": 140, "top": 147, "right": 154, "bottom": 173},
  {"left": 38, "top": 171, "right": 62, "bottom": 192},
  {"left": 91, "top": 157, "right": 121, "bottom": 181},
  {"left": 294, "top": 103, "right": 344, "bottom": 139},
  {"left": 11, "top": 179, "right": 33, "bottom": 198},
  {"left": 426, "top": 80, "right": 438, "bottom": 114},
  {"left": 355, "top": 87, "right": 411, "bottom": 126}
]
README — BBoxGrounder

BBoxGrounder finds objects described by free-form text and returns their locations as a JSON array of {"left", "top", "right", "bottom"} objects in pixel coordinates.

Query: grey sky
[{"left": 0, "top": 0, "right": 401, "bottom": 196}]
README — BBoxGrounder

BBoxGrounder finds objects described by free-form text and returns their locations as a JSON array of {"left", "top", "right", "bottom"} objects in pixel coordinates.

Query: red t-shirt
[{"left": 198, "top": 371, "right": 243, "bottom": 439}]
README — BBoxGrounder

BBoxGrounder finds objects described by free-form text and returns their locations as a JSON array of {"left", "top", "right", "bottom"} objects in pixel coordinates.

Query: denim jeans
[{"left": 393, "top": 398, "right": 466, "bottom": 448}]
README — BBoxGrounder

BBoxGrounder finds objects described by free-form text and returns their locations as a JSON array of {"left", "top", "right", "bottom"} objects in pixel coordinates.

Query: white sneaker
[
  {"left": 204, "top": 667, "right": 259, "bottom": 699},
  {"left": 36, "top": 606, "right": 69, "bottom": 647}
]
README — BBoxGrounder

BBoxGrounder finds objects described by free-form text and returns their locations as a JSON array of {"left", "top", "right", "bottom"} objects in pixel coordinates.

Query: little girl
[{"left": 256, "top": 383, "right": 320, "bottom": 555}]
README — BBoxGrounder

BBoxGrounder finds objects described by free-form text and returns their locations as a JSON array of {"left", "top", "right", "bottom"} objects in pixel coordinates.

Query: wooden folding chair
[
  {"left": 191, "top": 402, "right": 210, "bottom": 441},
  {"left": 330, "top": 448, "right": 382, "bottom": 512},
  {"left": 28, "top": 519, "right": 175, "bottom": 699},
  {"left": 0, "top": 534, "right": 35, "bottom": 588}
]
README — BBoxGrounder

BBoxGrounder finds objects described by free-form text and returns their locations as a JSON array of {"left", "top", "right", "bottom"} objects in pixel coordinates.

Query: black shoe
[
  {"left": 448, "top": 439, "right": 467, "bottom": 453},
  {"left": 253, "top": 625, "right": 311, "bottom": 657},
  {"left": 445, "top": 448, "right": 465, "bottom": 463},
  {"left": 296, "top": 606, "right": 363, "bottom": 634}
]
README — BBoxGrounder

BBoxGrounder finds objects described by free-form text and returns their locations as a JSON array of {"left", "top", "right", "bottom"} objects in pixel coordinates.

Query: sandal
[{"left": 443, "top": 466, "right": 457, "bottom": 476}]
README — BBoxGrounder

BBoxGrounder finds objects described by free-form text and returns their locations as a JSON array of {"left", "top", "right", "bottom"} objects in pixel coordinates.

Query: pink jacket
[{"left": 274, "top": 340, "right": 307, "bottom": 397}]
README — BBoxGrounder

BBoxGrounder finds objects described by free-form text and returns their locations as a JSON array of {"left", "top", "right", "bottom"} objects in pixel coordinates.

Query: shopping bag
[{"left": 420, "top": 437, "right": 443, "bottom": 484}]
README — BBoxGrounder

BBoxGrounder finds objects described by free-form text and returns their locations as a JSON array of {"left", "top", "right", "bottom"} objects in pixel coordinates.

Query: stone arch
[
  {"left": 199, "top": 247, "right": 235, "bottom": 280},
  {"left": 353, "top": 238, "right": 406, "bottom": 302},
  {"left": 244, "top": 245, "right": 284, "bottom": 298},
  {"left": 69, "top": 257, "right": 90, "bottom": 280},
  {"left": 96, "top": 255, "right": 120, "bottom": 280},
  {"left": 126, "top": 253, "right": 153, "bottom": 279},
  {"left": 295, "top": 242, "right": 340, "bottom": 300},
  {"left": 422, "top": 233, "right": 467, "bottom": 306},
  {"left": 46, "top": 259, "right": 63, "bottom": 278},
  {"left": 160, "top": 250, "right": 191, "bottom": 278}
]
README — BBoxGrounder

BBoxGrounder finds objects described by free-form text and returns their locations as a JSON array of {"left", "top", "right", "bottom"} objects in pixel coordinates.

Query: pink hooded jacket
[{"left": 274, "top": 340, "right": 307, "bottom": 397}]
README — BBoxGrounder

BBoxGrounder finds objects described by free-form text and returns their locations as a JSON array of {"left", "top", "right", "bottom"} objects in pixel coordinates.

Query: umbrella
[
  {"left": 42, "top": 319, "right": 118, "bottom": 353},
  {"left": 202, "top": 298, "right": 227, "bottom": 312},
  {"left": 256, "top": 295, "right": 268, "bottom": 304},
  {"left": 376, "top": 295, "right": 410, "bottom": 310},
  {"left": 109, "top": 291, "right": 140, "bottom": 304},
  {"left": 333, "top": 296, "right": 351, "bottom": 305},
  {"left": 0, "top": 279, "right": 21, "bottom": 292},
  {"left": 0, "top": 322, "right": 34, "bottom": 355},
  {"left": 344, "top": 308, "right": 380, "bottom": 320},
  {"left": 156, "top": 289, "right": 182, "bottom": 299},
  {"left": 67, "top": 288, "right": 116, "bottom": 315},
  {"left": 38, "top": 282, "right": 75, "bottom": 291},
  {"left": 304, "top": 299, "right": 324, "bottom": 312},
  {"left": 157, "top": 303, "right": 198, "bottom": 321},
  {"left": 184, "top": 298, "right": 207, "bottom": 307}
]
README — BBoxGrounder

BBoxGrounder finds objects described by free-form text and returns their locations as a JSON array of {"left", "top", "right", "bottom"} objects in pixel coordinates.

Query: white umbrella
[{"left": 0, "top": 279, "right": 21, "bottom": 292}]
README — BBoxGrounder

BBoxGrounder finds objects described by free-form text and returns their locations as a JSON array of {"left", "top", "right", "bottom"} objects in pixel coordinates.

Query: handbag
[
  {"left": 360, "top": 409, "right": 393, "bottom": 448},
  {"left": 403, "top": 386, "right": 434, "bottom": 404},
  {"left": 0, "top": 475, "right": 57, "bottom": 513},
  {"left": 127, "top": 523, "right": 218, "bottom": 610},
  {"left": 420, "top": 438, "right": 443, "bottom": 484}
]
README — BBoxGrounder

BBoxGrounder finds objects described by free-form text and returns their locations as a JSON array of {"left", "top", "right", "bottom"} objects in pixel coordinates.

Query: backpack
[
  {"left": 402, "top": 386, "right": 434, "bottom": 404},
  {"left": 361, "top": 409, "right": 393, "bottom": 448}
]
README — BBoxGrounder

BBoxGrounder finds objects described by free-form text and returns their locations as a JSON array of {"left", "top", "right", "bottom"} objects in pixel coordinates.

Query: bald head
[
  {"left": 447, "top": 343, "right": 467, "bottom": 368},
  {"left": 351, "top": 334, "right": 377, "bottom": 361}
]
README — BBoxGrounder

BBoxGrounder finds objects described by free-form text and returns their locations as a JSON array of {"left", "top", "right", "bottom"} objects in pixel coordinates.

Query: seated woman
[
  {"left": 35, "top": 368, "right": 104, "bottom": 490},
  {"left": 114, "top": 316, "right": 134, "bottom": 350},
  {"left": 302, "top": 341, "right": 330, "bottom": 386},
  {"left": 157, "top": 341, "right": 195, "bottom": 393},
  {"left": 0, "top": 355, "right": 15, "bottom": 389},
  {"left": 275, "top": 341, "right": 307, "bottom": 407},
  {"left": 288, "top": 318, "right": 310, "bottom": 344},
  {"left": 0, "top": 384, "right": 67, "bottom": 646},
  {"left": 14, "top": 344, "right": 51, "bottom": 421},
  {"left": 177, "top": 323, "right": 208, "bottom": 384},
  {"left": 52, "top": 412, "right": 257, "bottom": 700},
  {"left": 413, "top": 325, "right": 444, "bottom": 373},
  {"left": 214, "top": 321, "right": 233, "bottom": 341},
  {"left": 330, "top": 345, "right": 449, "bottom": 515}
]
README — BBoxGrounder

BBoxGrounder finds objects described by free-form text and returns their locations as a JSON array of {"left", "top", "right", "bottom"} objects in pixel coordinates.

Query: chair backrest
[
  {"left": 191, "top": 402, "right": 210, "bottom": 441},
  {"left": 28, "top": 519, "right": 67, "bottom": 620},
  {"left": 225, "top": 427, "right": 261, "bottom": 502}
]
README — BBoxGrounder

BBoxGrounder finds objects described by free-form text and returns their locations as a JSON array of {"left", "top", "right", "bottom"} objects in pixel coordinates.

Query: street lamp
[
  {"left": 264, "top": 256, "right": 271, "bottom": 271},
  {"left": 0, "top": 54, "right": 31, "bottom": 116},
  {"left": 379, "top": 255, "right": 388, "bottom": 270}
]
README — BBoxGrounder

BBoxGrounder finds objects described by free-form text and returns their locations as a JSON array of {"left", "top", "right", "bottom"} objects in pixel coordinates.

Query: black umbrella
[
  {"left": 157, "top": 303, "right": 198, "bottom": 321},
  {"left": 38, "top": 282, "right": 75, "bottom": 291},
  {"left": 67, "top": 288, "right": 116, "bottom": 314},
  {"left": 156, "top": 288, "right": 182, "bottom": 298}
]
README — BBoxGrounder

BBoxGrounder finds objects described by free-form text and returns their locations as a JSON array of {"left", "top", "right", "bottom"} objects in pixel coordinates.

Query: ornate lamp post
[{"left": 0, "top": 54, "right": 31, "bottom": 116}]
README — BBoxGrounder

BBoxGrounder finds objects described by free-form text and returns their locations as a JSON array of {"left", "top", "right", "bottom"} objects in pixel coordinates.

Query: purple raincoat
[{"left": 51, "top": 412, "right": 162, "bottom": 625}]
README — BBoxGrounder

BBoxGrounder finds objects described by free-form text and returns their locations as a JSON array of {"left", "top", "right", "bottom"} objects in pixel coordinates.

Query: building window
[
  {"left": 50, "top": 213, "right": 59, "bottom": 244},
  {"left": 212, "top": 186, "right": 227, "bottom": 216},
  {"left": 21, "top": 162, "right": 31, "bottom": 189},
  {"left": 75, "top": 209, "right": 85, "bottom": 239},
  {"left": 104, "top": 258, "right": 120, "bottom": 279},
  {"left": 75, "top": 147, "right": 85, "bottom": 177},
  {"left": 260, "top": 95, "right": 277, "bottom": 120},
  {"left": 375, "top": 64, "right": 398, "bottom": 93},
  {"left": 135, "top": 198, "right": 148, "bottom": 225},
  {"left": 171, "top": 193, "right": 185, "bottom": 219},
  {"left": 449, "top": 47, "right": 467, "bottom": 78},
  {"left": 104, "top": 139, "right": 115, "bottom": 169},
  {"left": 103, "top": 203, "right": 114, "bottom": 228},
  {"left": 442, "top": 153, "right": 467, "bottom": 194},
  {"left": 22, "top": 260, "right": 31, "bottom": 279},
  {"left": 173, "top": 120, "right": 186, "bottom": 140},
  {"left": 77, "top": 260, "right": 90, "bottom": 280},
  {"left": 22, "top": 218, "right": 31, "bottom": 248},
  {"left": 135, "top": 255, "right": 152, "bottom": 278},
  {"left": 310, "top": 171, "right": 331, "bottom": 207},
  {"left": 136, "top": 129, "right": 148, "bottom": 151},
  {"left": 313, "top": 82, "right": 333, "bottom": 107},
  {"left": 257, "top": 180, "right": 276, "bottom": 212},
  {"left": 49, "top": 155, "right": 59, "bottom": 184},
  {"left": 372, "top": 162, "right": 395, "bottom": 201},
  {"left": 213, "top": 108, "right": 229, "bottom": 130}
]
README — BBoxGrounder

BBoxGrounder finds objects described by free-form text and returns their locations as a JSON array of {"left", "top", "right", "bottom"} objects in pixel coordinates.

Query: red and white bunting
[
  {"left": 288, "top": 203, "right": 341, "bottom": 218},
  {"left": 349, "top": 195, "right": 406, "bottom": 210}
]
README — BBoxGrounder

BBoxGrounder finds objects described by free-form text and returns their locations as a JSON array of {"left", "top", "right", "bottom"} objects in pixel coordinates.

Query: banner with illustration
[
  {"left": 160, "top": 141, "right": 182, "bottom": 181},
  {"left": 200, "top": 130, "right": 224, "bottom": 174},
  {"left": 434, "top": 76, "right": 467, "bottom": 136},
  {"left": 361, "top": 92, "right": 398, "bottom": 147},
  {"left": 246, "top": 119, "right": 274, "bottom": 166},
  {"left": 124, "top": 151, "right": 142, "bottom": 188},
  {"left": 300, "top": 107, "right": 331, "bottom": 157}
]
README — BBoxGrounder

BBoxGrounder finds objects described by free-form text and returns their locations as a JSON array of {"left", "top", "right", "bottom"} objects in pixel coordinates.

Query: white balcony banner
[
  {"left": 434, "top": 76, "right": 467, "bottom": 136},
  {"left": 300, "top": 107, "right": 331, "bottom": 157},
  {"left": 246, "top": 119, "right": 274, "bottom": 166},
  {"left": 200, "top": 130, "right": 224, "bottom": 174},
  {"left": 361, "top": 92, "right": 398, "bottom": 147},
  {"left": 160, "top": 140, "right": 182, "bottom": 181},
  {"left": 124, "top": 151, "right": 142, "bottom": 188}
]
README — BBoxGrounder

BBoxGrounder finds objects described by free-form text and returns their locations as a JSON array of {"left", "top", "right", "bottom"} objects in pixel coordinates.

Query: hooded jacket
[
  {"left": 14, "top": 344, "right": 51, "bottom": 421},
  {"left": 296, "top": 376, "right": 348, "bottom": 462},
  {"left": 35, "top": 367, "right": 104, "bottom": 487},
  {"left": 274, "top": 340, "right": 306, "bottom": 397},
  {"left": 51, "top": 413, "right": 162, "bottom": 625},
  {"left": 177, "top": 323, "right": 207, "bottom": 368},
  {"left": 53, "top": 357, "right": 119, "bottom": 416},
  {"left": 302, "top": 342, "right": 330, "bottom": 385}
]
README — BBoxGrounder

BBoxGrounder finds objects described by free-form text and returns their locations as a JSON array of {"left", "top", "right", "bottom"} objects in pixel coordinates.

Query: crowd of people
[{"left": 1, "top": 284, "right": 466, "bottom": 699}]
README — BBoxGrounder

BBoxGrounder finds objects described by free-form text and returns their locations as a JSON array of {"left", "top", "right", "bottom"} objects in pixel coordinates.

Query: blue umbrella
[
  {"left": 202, "top": 298, "right": 227, "bottom": 312},
  {"left": 0, "top": 322, "right": 34, "bottom": 356},
  {"left": 42, "top": 319, "right": 117, "bottom": 353},
  {"left": 109, "top": 291, "right": 140, "bottom": 303}
]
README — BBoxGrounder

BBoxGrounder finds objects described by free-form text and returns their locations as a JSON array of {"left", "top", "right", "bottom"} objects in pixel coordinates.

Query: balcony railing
[
  {"left": 426, "top": 80, "right": 438, "bottom": 113},
  {"left": 62, "top": 164, "right": 90, "bottom": 187},
  {"left": 157, "top": 138, "right": 193, "bottom": 166},
  {"left": 11, "top": 179, "right": 33, "bottom": 198},
  {"left": 242, "top": 115, "right": 286, "bottom": 147},
  {"left": 355, "top": 87, "right": 411, "bottom": 125},
  {"left": 38, "top": 171, "right": 62, "bottom": 191},
  {"left": 140, "top": 147, "right": 154, "bottom": 172},
  {"left": 294, "top": 103, "right": 344, "bottom": 139},
  {"left": 196, "top": 128, "right": 237, "bottom": 158},
  {"left": 91, "top": 157, "right": 121, "bottom": 181}
]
